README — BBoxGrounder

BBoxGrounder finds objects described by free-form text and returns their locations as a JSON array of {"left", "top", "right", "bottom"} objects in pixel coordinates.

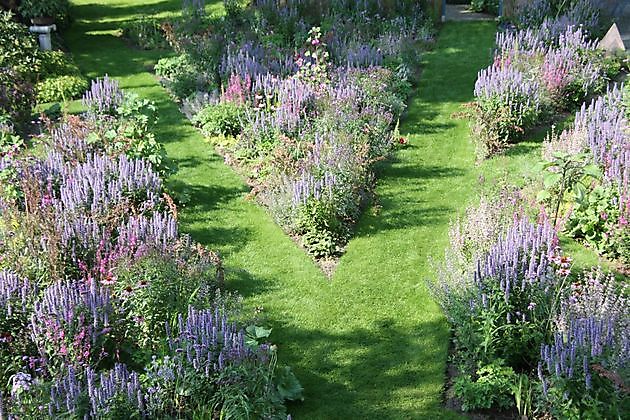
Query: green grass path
[{"left": 65, "top": 2, "right": 499, "bottom": 417}]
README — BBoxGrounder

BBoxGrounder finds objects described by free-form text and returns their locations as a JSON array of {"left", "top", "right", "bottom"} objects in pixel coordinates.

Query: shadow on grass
[
  {"left": 70, "top": 0, "right": 179, "bottom": 23},
  {"left": 274, "top": 317, "right": 456, "bottom": 419}
]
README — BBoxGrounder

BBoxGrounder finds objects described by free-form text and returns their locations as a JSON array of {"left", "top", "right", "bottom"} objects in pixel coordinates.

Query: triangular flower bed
[{"left": 156, "top": 0, "right": 434, "bottom": 272}]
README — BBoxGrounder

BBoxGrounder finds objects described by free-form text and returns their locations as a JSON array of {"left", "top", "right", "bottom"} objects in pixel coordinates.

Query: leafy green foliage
[
  {"left": 113, "top": 253, "right": 219, "bottom": 350},
  {"left": 35, "top": 74, "right": 88, "bottom": 102},
  {"left": 543, "top": 367, "right": 630, "bottom": 420},
  {"left": 110, "top": 92, "right": 172, "bottom": 176},
  {"left": 38, "top": 50, "right": 82, "bottom": 78},
  {"left": 122, "top": 18, "right": 169, "bottom": 50},
  {"left": 155, "top": 55, "right": 193, "bottom": 80},
  {"left": 0, "top": 12, "right": 41, "bottom": 77},
  {"left": 0, "top": 306, "right": 36, "bottom": 394},
  {"left": 192, "top": 102, "right": 243, "bottom": 138},
  {"left": 246, "top": 325, "right": 273, "bottom": 347},
  {"left": 470, "top": 0, "right": 499, "bottom": 14},
  {"left": 154, "top": 54, "right": 212, "bottom": 99},
  {"left": 274, "top": 366, "right": 304, "bottom": 402},
  {"left": 18, "top": 0, "right": 71, "bottom": 25},
  {"left": 566, "top": 185, "right": 629, "bottom": 265},
  {"left": 471, "top": 94, "right": 547, "bottom": 158},
  {"left": 294, "top": 198, "right": 350, "bottom": 258},
  {"left": 454, "top": 360, "right": 517, "bottom": 411},
  {"left": 0, "top": 122, "right": 25, "bottom": 155},
  {"left": 537, "top": 151, "right": 601, "bottom": 226}
]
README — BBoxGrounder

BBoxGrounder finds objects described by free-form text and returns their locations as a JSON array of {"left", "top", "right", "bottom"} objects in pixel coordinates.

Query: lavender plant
[
  {"left": 82, "top": 75, "right": 125, "bottom": 117},
  {"left": 473, "top": 63, "right": 546, "bottom": 157},
  {"left": 537, "top": 269, "right": 629, "bottom": 418},
  {"left": 472, "top": 18, "right": 617, "bottom": 159},
  {"left": 542, "top": 85, "right": 629, "bottom": 264},
  {"left": 150, "top": 0, "right": 433, "bottom": 261},
  {"left": 0, "top": 80, "right": 299, "bottom": 419}
]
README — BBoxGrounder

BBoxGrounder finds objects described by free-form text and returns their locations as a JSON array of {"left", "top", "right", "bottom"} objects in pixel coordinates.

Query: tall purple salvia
[
  {"left": 82, "top": 75, "right": 124, "bottom": 117},
  {"left": 473, "top": 216, "right": 558, "bottom": 302}
]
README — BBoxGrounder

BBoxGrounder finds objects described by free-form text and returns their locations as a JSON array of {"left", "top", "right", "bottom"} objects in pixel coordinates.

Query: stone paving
[{"left": 445, "top": 4, "right": 494, "bottom": 22}]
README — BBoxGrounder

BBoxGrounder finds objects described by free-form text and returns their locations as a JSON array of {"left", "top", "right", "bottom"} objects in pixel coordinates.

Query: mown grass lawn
[{"left": 64, "top": 2, "right": 612, "bottom": 417}]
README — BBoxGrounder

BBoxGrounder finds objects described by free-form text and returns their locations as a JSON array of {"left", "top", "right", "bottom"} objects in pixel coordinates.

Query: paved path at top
[{"left": 445, "top": 4, "right": 494, "bottom": 22}]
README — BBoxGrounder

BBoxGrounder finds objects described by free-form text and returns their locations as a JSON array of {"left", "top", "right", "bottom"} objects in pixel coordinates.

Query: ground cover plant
[
  {"left": 0, "top": 77, "right": 301, "bottom": 418},
  {"left": 470, "top": 0, "right": 623, "bottom": 158},
  {"left": 148, "top": 0, "right": 434, "bottom": 263}
]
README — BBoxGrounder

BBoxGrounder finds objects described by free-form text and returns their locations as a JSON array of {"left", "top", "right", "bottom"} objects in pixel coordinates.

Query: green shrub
[
  {"left": 18, "top": 0, "right": 71, "bottom": 27},
  {"left": 0, "top": 121, "right": 25, "bottom": 156},
  {"left": 154, "top": 54, "right": 211, "bottom": 99},
  {"left": 0, "top": 11, "right": 41, "bottom": 78},
  {"left": 0, "top": 302, "right": 36, "bottom": 398},
  {"left": 454, "top": 360, "right": 517, "bottom": 411},
  {"left": 155, "top": 54, "right": 194, "bottom": 80},
  {"left": 113, "top": 92, "right": 172, "bottom": 176},
  {"left": 38, "top": 50, "right": 81, "bottom": 78},
  {"left": 294, "top": 198, "right": 349, "bottom": 258},
  {"left": 122, "top": 18, "right": 169, "bottom": 50},
  {"left": 566, "top": 185, "right": 629, "bottom": 265},
  {"left": 113, "top": 252, "right": 220, "bottom": 350},
  {"left": 35, "top": 74, "right": 88, "bottom": 102},
  {"left": 0, "top": 67, "right": 35, "bottom": 128},
  {"left": 470, "top": 0, "right": 499, "bottom": 14},
  {"left": 192, "top": 102, "right": 243, "bottom": 137}
]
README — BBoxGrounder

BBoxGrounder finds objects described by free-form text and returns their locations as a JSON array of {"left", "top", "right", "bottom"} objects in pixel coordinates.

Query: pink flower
[
  {"left": 558, "top": 268, "right": 570, "bottom": 276},
  {"left": 311, "top": 39, "right": 320, "bottom": 46},
  {"left": 101, "top": 275, "right": 116, "bottom": 286}
]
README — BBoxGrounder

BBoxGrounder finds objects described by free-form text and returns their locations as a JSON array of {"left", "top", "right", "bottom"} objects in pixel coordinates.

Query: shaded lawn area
[{"left": 64, "top": 2, "right": 614, "bottom": 417}]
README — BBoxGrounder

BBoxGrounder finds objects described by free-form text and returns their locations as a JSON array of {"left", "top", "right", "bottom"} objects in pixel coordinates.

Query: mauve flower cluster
[
  {"left": 82, "top": 75, "right": 124, "bottom": 116},
  {"left": 474, "top": 18, "right": 609, "bottom": 157},
  {"left": 166, "top": 306, "right": 264, "bottom": 373},
  {"left": 0, "top": 270, "right": 31, "bottom": 316},
  {"left": 473, "top": 216, "right": 558, "bottom": 303},
  {"left": 39, "top": 304, "right": 271, "bottom": 418},
  {"left": 429, "top": 190, "right": 548, "bottom": 321},
  {"left": 53, "top": 153, "right": 162, "bottom": 216},
  {"left": 5, "top": 148, "right": 174, "bottom": 278},
  {"left": 475, "top": 63, "right": 543, "bottom": 116},
  {"left": 574, "top": 86, "right": 629, "bottom": 199},
  {"left": 30, "top": 279, "right": 112, "bottom": 370},
  {"left": 45, "top": 116, "right": 96, "bottom": 162},
  {"left": 538, "top": 269, "right": 629, "bottom": 397},
  {"left": 515, "top": 0, "right": 599, "bottom": 37},
  {"left": 538, "top": 316, "right": 619, "bottom": 393},
  {"left": 46, "top": 364, "right": 145, "bottom": 417}
]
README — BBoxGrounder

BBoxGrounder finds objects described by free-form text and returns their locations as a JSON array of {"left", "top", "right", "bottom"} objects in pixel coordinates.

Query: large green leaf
[{"left": 543, "top": 172, "right": 562, "bottom": 189}]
